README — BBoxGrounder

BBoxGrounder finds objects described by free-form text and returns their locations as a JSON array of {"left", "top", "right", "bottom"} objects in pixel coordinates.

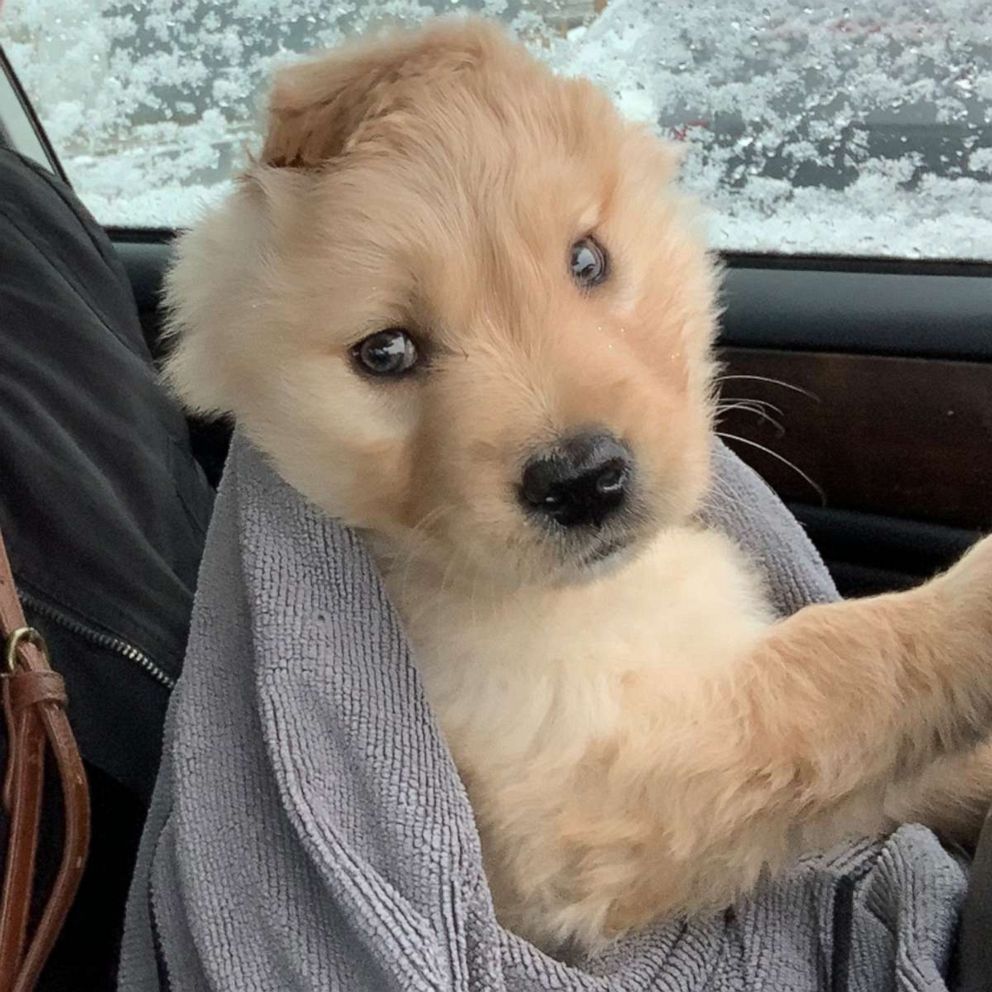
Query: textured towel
[{"left": 119, "top": 434, "right": 966, "bottom": 991}]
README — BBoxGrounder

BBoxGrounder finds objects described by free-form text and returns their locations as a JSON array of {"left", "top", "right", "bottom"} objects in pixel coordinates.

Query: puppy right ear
[{"left": 260, "top": 18, "right": 505, "bottom": 169}]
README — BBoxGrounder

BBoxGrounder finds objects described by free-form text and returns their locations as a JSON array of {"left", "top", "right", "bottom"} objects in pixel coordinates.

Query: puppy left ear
[{"left": 260, "top": 18, "right": 508, "bottom": 169}]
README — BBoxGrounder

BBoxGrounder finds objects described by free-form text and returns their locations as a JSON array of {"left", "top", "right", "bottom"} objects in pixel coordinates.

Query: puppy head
[{"left": 165, "top": 18, "right": 719, "bottom": 586}]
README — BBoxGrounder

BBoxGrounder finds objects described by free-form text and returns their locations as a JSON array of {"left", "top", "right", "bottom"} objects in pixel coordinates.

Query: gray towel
[{"left": 119, "top": 434, "right": 965, "bottom": 991}]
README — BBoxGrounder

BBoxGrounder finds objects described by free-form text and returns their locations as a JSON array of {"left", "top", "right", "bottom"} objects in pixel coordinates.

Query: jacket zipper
[{"left": 18, "top": 588, "right": 176, "bottom": 690}]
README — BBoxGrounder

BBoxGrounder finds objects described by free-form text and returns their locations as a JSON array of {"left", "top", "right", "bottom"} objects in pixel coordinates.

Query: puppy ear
[
  {"left": 259, "top": 47, "right": 392, "bottom": 168},
  {"left": 260, "top": 18, "right": 504, "bottom": 169}
]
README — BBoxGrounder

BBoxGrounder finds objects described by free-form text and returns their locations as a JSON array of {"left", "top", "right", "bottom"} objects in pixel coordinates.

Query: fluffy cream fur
[{"left": 162, "top": 18, "right": 992, "bottom": 955}]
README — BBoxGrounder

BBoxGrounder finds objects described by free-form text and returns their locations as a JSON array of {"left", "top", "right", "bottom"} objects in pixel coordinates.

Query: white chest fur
[
  {"left": 381, "top": 526, "right": 771, "bottom": 797},
  {"left": 377, "top": 525, "right": 774, "bottom": 947}
]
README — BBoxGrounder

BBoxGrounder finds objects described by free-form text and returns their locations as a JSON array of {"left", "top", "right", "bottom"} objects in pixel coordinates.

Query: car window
[{"left": 1, "top": 0, "right": 990, "bottom": 260}]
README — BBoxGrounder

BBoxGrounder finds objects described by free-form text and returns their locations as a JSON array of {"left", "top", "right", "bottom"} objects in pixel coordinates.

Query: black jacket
[{"left": 0, "top": 147, "right": 214, "bottom": 988}]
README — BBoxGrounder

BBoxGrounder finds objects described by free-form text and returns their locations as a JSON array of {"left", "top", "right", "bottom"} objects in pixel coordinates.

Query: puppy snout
[{"left": 519, "top": 432, "right": 632, "bottom": 528}]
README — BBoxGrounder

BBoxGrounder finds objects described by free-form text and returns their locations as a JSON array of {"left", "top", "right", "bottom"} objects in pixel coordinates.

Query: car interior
[{"left": 0, "top": 4, "right": 990, "bottom": 991}]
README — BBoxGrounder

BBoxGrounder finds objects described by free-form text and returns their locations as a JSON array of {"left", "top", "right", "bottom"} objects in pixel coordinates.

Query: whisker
[
  {"left": 715, "top": 401, "right": 785, "bottom": 436},
  {"left": 697, "top": 475, "right": 750, "bottom": 518},
  {"left": 720, "top": 395, "right": 785, "bottom": 418},
  {"left": 392, "top": 504, "right": 458, "bottom": 602},
  {"left": 404, "top": 540, "right": 469, "bottom": 631},
  {"left": 715, "top": 431, "right": 827, "bottom": 505},
  {"left": 715, "top": 374, "right": 820, "bottom": 403}
]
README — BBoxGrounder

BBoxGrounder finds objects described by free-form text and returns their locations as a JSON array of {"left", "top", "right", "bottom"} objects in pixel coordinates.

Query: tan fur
[{"left": 162, "top": 18, "right": 992, "bottom": 955}]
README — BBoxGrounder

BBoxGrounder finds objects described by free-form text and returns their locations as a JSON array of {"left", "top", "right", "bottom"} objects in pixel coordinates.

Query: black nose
[{"left": 519, "top": 432, "right": 633, "bottom": 528}]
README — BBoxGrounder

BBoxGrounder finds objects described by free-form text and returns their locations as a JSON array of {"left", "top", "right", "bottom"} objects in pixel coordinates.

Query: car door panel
[
  {"left": 716, "top": 261, "right": 991, "bottom": 595},
  {"left": 716, "top": 347, "right": 992, "bottom": 528}
]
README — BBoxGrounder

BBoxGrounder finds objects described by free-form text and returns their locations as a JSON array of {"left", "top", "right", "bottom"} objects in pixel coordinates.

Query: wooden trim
[{"left": 716, "top": 348, "right": 992, "bottom": 531}]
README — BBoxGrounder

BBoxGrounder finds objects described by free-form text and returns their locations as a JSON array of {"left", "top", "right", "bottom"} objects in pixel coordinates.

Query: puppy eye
[
  {"left": 569, "top": 236, "right": 608, "bottom": 288},
  {"left": 351, "top": 329, "right": 419, "bottom": 377}
]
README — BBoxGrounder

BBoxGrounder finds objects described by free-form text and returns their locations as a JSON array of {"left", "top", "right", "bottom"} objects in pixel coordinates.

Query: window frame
[{"left": 0, "top": 43, "right": 66, "bottom": 182}]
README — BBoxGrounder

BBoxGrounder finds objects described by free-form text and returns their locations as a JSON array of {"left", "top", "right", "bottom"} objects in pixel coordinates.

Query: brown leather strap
[
  {"left": 0, "top": 679, "right": 45, "bottom": 987},
  {"left": 0, "top": 530, "right": 90, "bottom": 992},
  {"left": 5, "top": 672, "right": 67, "bottom": 715}
]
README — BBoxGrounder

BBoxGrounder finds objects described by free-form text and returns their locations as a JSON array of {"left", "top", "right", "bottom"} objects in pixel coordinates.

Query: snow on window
[{"left": 2, "top": 0, "right": 990, "bottom": 259}]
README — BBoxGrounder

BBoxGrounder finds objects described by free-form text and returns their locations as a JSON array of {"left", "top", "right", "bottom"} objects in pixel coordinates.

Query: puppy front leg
[
  {"left": 724, "top": 535, "right": 992, "bottom": 841},
  {"left": 514, "top": 541, "right": 992, "bottom": 939}
]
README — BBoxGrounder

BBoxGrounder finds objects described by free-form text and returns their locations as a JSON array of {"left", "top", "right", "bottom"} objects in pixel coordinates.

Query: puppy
[{"left": 162, "top": 18, "right": 992, "bottom": 954}]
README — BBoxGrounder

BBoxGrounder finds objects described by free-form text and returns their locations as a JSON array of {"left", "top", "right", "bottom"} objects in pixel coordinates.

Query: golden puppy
[{"left": 162, "top": 18, "right": 992, "bottom": 954}]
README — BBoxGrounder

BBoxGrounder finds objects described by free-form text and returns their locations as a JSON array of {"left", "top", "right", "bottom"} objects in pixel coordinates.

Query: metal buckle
[{"left": 3, "top": 626, "right": 50, "bottom": 673}]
